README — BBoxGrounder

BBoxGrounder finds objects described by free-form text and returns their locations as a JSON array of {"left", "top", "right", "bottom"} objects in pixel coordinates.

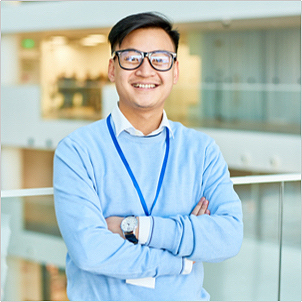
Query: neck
[{"left": 118, "top": 103, "right": 163, "bottom": 135}]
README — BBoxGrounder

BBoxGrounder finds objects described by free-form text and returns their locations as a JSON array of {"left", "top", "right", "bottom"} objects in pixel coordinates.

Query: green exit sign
[{"left": 22, "top": 38, "right": 35, "bottom": 49}]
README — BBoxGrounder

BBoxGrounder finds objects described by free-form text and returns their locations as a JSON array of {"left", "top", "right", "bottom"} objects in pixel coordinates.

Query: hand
[
  {"left": 191, "top": 197, "right": 210, "bottom": 216},
  {"left": 191, "top": 197, "right": 210, "bottom": 265},
  {"left": 105, "top": 216, "right": 124, "bottom": 238},
  {"left": 105, "top": 216, "right": 139, "bottom": 239}
]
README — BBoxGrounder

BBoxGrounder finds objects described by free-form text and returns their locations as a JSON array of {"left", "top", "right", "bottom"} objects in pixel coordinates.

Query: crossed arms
[
  {"left": 54, "top": 135, "right": 243, "bottom": 280},
  {"left": 106, "top": 197, "right": 210, "bottom": 240}
]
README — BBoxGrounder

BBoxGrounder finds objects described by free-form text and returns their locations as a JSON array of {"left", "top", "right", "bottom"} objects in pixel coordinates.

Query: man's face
[{"left": 108, "top": 28, "right": 179, "bottom": 114}]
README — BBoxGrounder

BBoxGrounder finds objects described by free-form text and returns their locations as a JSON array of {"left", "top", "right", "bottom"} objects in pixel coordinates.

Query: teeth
[{"left": 133, "top": 84, "right": 156, "bottom": 89}]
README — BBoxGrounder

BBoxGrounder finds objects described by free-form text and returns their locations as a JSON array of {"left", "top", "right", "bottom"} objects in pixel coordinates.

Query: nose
[{"left": 135, "top": 57, "right": 156, "bottom": 77}]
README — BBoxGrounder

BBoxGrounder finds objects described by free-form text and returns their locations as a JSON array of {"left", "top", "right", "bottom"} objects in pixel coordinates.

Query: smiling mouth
[{"left": 132, "top": 83, "right": 157, "bottom": 89}]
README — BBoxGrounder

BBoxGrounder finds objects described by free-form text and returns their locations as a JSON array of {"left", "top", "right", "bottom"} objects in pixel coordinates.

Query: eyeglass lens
[{"left": 118, "top": 50, "right": 173, "bottom": 71}]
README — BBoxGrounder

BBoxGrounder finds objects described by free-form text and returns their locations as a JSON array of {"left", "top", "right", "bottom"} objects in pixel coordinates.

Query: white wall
[
  {"left": 1, "top": 85, "right": 90, "bottom": 150},
  {"left": 202, "top": 128, "right": 301, "bottom": 173},
  {"left": 1, "top": 35, "right": 20, "bottom": 85}
]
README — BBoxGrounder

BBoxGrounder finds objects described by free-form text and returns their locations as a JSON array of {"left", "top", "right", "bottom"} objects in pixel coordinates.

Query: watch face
[{"left": 121, "top": 216, "right": 138, "bottom": 232}]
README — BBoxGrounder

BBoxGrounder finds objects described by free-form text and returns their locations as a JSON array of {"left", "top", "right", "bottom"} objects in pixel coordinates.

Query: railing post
[
  {"left": 277, "top": 181, "right": 284, "bottom": 301},
  {"left": 252, "top": 183, "right": 262, "bottom": 240}
]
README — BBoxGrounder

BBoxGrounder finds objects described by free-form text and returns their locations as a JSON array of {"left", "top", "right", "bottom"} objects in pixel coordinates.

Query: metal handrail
[
  {"left": 1, "top": 187, "right": 54, "bottom": 198},
  {"left": 231, "top": 173, "right": 301, "bottom": 185},
  {"left": 1, "top": 173, "right": 300, "bottom": 198}
]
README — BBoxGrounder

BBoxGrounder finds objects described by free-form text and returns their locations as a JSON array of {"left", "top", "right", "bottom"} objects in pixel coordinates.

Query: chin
[
  {"left": 137, "top": 103, "right": 163, "bottom": 111},
  {"left": 134, "top": 99, "right": 158, "bottom": 109}
]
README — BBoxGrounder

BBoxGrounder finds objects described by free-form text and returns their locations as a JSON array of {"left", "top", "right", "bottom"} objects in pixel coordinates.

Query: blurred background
[{"left": 1, "top": 1, "right": 301, "bottom": 301}]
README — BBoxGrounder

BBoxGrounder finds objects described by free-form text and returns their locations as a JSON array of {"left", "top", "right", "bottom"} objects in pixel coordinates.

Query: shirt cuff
[
  {"left": 181, "top": 258, "right": 193, "bottom": 275},
  {"left": 138, "top": 216, "right": 151, "bottom": 245}
]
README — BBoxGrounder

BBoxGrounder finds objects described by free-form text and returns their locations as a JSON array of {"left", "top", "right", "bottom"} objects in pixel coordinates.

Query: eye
[
  {"left": 125, "top": 55, "right": 140, "bottom": 62},
  {"left": 151, "top": 54, "right": 170, "bottom": 66},
  {"left": 121, "top": 51, "right": 142, "bottom": 64},
  {"left": 153, "top": 57, "right": 165, "bottom": 63}
]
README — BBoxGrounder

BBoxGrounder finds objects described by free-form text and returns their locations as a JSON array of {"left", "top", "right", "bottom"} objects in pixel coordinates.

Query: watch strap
[{"left": 125, "top": 233, "right": 138, "bottom": 244}]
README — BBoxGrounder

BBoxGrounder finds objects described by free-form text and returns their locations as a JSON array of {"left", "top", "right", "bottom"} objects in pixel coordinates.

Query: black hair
[{"left": 108, "top": 12, "right": 180, "bottom": 54}]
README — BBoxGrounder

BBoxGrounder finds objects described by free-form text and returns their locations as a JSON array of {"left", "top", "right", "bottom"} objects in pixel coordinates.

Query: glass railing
[
  {"left": 1, "top": 174, "right": 301, "bottom": 301},
  {"left": 203, "top": 173, "right": 301, "bottom": 302}
]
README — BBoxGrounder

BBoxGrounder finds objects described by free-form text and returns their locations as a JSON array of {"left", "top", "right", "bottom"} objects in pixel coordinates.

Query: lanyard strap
[{"left": 106, "top": 114, "right": 170, "bottom": 216}]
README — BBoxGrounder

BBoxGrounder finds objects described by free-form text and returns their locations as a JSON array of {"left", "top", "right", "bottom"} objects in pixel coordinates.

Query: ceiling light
[
  {"left": 50, "top": 36, "right": 68, "bottom": 45},
  {"left": 80, "top": 34, "right": 106, "bottom": 46},
  {"left": 87, "top": 34, "right": 107, "bottom": 43}
]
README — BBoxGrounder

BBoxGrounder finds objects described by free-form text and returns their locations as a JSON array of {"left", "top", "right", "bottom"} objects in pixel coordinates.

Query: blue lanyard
[{"left": 106, "top": 114, "right": 170, "bottom": 216}]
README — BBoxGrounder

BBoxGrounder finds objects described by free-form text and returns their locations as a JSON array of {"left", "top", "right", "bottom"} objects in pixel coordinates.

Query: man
[{"left": 54, "top": 12, "right": 243, "bottom": 301}]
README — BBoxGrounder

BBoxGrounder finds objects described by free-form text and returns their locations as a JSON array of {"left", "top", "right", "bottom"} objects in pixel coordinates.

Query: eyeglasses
[{"left": 113, "top": 49, "right": 177, "bottom": 72}]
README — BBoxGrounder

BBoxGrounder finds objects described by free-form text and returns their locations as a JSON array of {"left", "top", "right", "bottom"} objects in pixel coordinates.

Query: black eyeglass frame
[{"left": 113, "top": 49, "right": 177, "bottom": 72}]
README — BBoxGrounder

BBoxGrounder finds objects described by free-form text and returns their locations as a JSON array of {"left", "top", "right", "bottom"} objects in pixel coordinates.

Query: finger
[
  {"left": 205, "top": 209, "right": 210, "bottom": 215},
  {"left": 191, "top": 203, "right": 201, "bottom": 215},
  {"left": 197, "top": 199, "right": 209, "bottom": 216},
  {"left": 191, "top": 197, "right": 205, "bottom": 215}
]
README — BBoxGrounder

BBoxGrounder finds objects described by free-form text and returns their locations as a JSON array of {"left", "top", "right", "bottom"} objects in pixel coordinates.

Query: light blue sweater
[{"left": 53, "top": 117, "right": 243, "bottom": 301}]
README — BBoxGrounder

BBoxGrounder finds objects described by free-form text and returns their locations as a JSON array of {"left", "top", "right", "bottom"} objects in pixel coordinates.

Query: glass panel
[
  {"left": 40, "top": 35, "right": 111, "bottom": 120},
  {"left": 24, "top": 195, "right": 61, "bottom": 237},
  {"left": 1, "top": 195, "right": 66, "bottom": 301},
  {"left": 165, "top": 28, "right": 301, "bottom": 134},
  {"left": 42, "top": 264, "right": 68, "bottom": 301},
  {"left": 280, "top": 181, "right": 301, "bottom": 301},
  {"left": 203, "top": 181, "right": 301, "bottom": 301}
]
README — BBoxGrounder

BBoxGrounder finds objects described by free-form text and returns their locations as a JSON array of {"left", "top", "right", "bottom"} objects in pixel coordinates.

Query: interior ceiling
[
  {"left": 19, "top": 15, "right": 300, "bottom": 42},
  {"left": 177, "top": 15, "right": 301, "bottom": 32},
  {"left": 20, "top": 27, "right": 111, "bottom": 42}
]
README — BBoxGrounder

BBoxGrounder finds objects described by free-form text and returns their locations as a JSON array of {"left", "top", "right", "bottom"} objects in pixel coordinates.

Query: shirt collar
[{"left": 111, "top": 102, "right": 173, "bottom": 138}]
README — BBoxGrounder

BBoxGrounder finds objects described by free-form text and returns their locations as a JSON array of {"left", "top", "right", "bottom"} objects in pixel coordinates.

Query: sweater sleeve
[
  {"left": 53, "top": 137, "right": 184, "bottom": 279},
  {"left": 144, "top": 139, "right": 243, "bottom": 263}
]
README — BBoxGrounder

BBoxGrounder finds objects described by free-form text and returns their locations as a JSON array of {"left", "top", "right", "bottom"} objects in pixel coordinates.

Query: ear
[
  {"left": 173, "top": 60, "right": 179, "bottom": 84},
  {"left": 108, "top": 58, "right": 116, "bottom": 83}
]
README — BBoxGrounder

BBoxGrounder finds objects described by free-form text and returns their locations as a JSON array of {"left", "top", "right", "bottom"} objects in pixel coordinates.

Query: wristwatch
[{"left": 121, "top": 216, "right": 138, "bottom": 244}]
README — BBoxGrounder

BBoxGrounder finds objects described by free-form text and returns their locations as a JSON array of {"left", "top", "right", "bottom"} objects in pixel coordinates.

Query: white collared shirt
[{"left": 111, "top": 102, "right": 173, "bottom": 138}]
